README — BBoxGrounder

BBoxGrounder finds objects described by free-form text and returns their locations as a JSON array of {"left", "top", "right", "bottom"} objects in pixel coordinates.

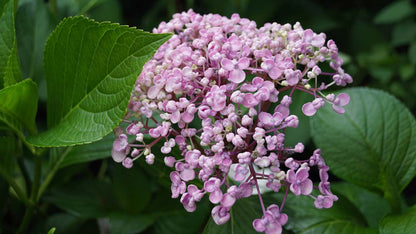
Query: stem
[
  {"left": 0, "top": 170, "right": 31, "bottom": 207},
  {"left": 97, "top": 160, "right": 108, "bottom": 180},
  {"left": 49, "top": 0, "right": 58, "bottom": 17},
  {"left": 17, "top": 154, "right": 42, "bottom": 234},
  {"left": 280, "top": 185, "right": 289, "bottom": 212},
  {"left": 249, "top": 164, "right": 266, "bottom": 214},
  {"left": 38, "top": 146, "right": 73, "bottom": 200}
]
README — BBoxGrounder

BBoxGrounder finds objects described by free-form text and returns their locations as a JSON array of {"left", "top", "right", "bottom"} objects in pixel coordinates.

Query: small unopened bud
[
  {"left": 145, "top": 154, "right": 155, "bottom": 165},
  {"left": 304, "top": 83, "right": 311, "bottom": 89},
  {"left": 281, "top": 80, "right": 289, "bottom": 86},
  {"left": 136, "top": 133, "right": 144, "bottom": 142},
  {"left": 144, "top": 148, "right": 150, "bottom": 156},
  {"left": 276, "top": 171, "right": 286, "bottom": 180}
]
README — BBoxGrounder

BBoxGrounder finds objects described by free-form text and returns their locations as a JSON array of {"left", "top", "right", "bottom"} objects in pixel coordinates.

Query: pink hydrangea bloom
[{"left": 111, "top": 9, "right": 351, "bottom": 233}]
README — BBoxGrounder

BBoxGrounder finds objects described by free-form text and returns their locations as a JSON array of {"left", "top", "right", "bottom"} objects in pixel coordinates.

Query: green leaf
[
  {"left": 282, "top": 193, "right": 376, "bottom": 234},
  {"left": 409, "top": 41, "right": 416, "bottom": 65},
  {"left": 109, "top": 213, "right": 155, "bottom": 234},
  {"left": 45, "top": 213, "right": 86, "bottom": 234},
  {"left": 0, "top": 79, "right": 38, "bottom": 135},
  {"left": 0, "top": 136, "right": 16, "bottom": 176},
  {"left": 380, "top": 205, "right": 416, "bottom": 233},
  {"left": 47, "top": 227, "right": 56, "bottom": 234},
  {"left": 284, "top": 91, "right": 311, "bottom": 146},
  {"left": 85, "top": 0, "right": 122, "bottom": 23},
  {"left": 57, "top": 133, "right": 114, "bottom": 169},
  {"left": 374, "top": 0, "right": 415, "bottom": 24},
  {"left": 392, "top": 21, "right": 416, "bottom": 46},
  {"left": 349, "top": 20, "right": 386, "bottom": 54},
  {"left": 110, "top": 163, "right": 151, "bottom": 213},
  {"left": 15, "top": 0, "right": 56, "bottom": 101},
  {"left": 310, "top": 88, "right": 416, "bottom": 194},
  {"left": 57, "top": 0, "right": 109, "bottom": 17},
  {"left": 155, "top": 197, "right": 210, "bottom": 234},
  {"left": 45, "top": 179, "right": 119, "bottom": 218},
  {"left": 26, "top": 16, "right": 171, "bottom": 147},
  {"left": 331, "top": 182, "right": 391, "bottom": 228},
  {"left": 203, "top": 196, "right": 262, "bottom": 234},
  {"left": 0, "top": 0, "right": 22, "bottom": 88}
]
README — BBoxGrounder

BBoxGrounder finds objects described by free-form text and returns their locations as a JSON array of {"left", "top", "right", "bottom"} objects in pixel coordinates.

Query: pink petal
[
  {"left": 170, "top": 171, "right": 181, "bottom": 184},
  {"left": 269, "top": 67, "right": 282, "bottom": 79},
  {"left": 261, "top": 60, "right": 273, "bottom": 71},
  {"left": 259, "top": 112, "right": 273, "bottom": 126},
  {"left": 300, "top": 179, "right": 313, "bottom": 195},
  {"left": 147, "top": 85, "right": 162, "bottom": 99},
  {"left": 111, "top": 148, "right": 127, "bottom": 163},
  {"left": 337, "top": 93, "right": 350, "bottom": 106},
  {"left": 265, "top": 221, "right": 282, "bottom": 234},
  {"left": 252, "top": 76, "right": 264, "bottom": 86},
  {"left": 237, "top": 183, "right": 253, "bottom": 198},
  {"left": 221, "top": 58, "right": 235, "bottom": 70},
  {"left": 209, "top": 189, "right": 223, "bottom": 204},
  {"left": 171, "top": 110, "right": 180, "bottom": 123},
  {"left": 286, "top": 169, "right": 296, "bottom": 183},
  {"left": 212, "top": 206, "right": 230, "bottom": 225},
  {"left": 180, "top": 168, "right": 195, "bottom": 181},
  {"left": 296, "top": 167, "right": 309, "bottom": 181},
  {"left": 221, "top": 193, "right": 236, "bottom": 208},
  {"left": 278, "top": 213, "right": 288, "bottom": 225},
  {"left": 229, "top": 69, "right": 246, "bottom": 83},
  {"left": 253, "top": 219, "right": 266, "bottom": 232},
  {"left": 242, "top": 93, "right": 259, "bottom": 108},
  {"left": 302, "top": 102, "right": 317, "bottom": 116},
  {"left": 238, "top": 57, "right": 250, "bottom": 69},
  {"left": 332, "top": 104, "right": 345, "bottom": 114},
  {"left": 290, "top": 184, "right": 301, "bottom": 196},
  {"left": 188, "top": 184, "right": 198, "bottom": 194},
  {"left": 311, "top": 33, "right": 326, "bottom": 47}
]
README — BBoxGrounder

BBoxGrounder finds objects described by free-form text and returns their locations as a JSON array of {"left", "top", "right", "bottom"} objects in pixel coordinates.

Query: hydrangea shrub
[{"left": 111, "top": 9, "right": 352, "bottom": 233}]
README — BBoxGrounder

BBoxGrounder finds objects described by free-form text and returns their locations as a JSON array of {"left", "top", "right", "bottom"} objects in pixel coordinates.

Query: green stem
[
  {"left": 97, "top": 160, "right": 108, "bottom": 180},
  {"left": 0, "top": 170, "right": 31, "bottom": 207},
  {"left": 49, "top": 0, "right": 57, "bottom": 17},
  {"left": 37, "top": 147, "right": 72, "bottom": 200},
  {"left": 17, "top": 154, "right": 42, "bottom": 234}
]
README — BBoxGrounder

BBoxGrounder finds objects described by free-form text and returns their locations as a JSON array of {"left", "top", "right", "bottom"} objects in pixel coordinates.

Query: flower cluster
[{"left": 112, "top": 9, "right": 351, "bottom": 233}]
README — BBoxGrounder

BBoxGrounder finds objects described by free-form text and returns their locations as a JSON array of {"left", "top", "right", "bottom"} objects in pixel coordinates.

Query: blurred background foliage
[{"left": 2, "top": 0, "right": 415, "bottom": 233}]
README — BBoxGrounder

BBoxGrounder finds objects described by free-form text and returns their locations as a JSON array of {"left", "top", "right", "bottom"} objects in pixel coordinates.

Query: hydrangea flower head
[{"left": 112, "top": 9, "right": 351, "bottom": 233}]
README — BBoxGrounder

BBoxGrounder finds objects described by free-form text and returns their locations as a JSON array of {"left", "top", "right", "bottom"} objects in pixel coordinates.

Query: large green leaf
[
  {"left": 15, "top": 0, "right": 55, "bottom": 101},
  {"left": 0, "top": 136, "right": 16, "bottom": 181},
  {"left": 310, "top": 88, "right": 416, "bottom": 195},
  {"left": 380, "top": 205, "right": 416, "bottom": 233},
  {"left": 392, "top": 21, "right": 416, "bottom": 46},
  {"left": 331, "top": 182, "right": 391, "bottom": 228},
  {"left": 109, "top": 213, "right": 155, "bottom": 234},
  {"left": 284, "top": 90, "right": 311, "bottom": 146},
  {"left": 374, "top": 0, "right": 415, "bottom": 24},
  {"left": 410, "top": 42, "right": 416, "bottom": 65},
  {"left": 26, "top": 16, "right": 171, "bottom": 147},
  {"left": 155, "top": 197, "right": 210, "bottom": 234},
  {"left": 45, "top": 179, "right": 119, "bottom": 218},
  {"left": 282, "top": 193, "right": 376, "bottom": 234},
  {"left": 56, "top": 133, "right": 114, "bottom": 169},
  {"left": 110, "top": 163, "right": 151, "bottom": 213},
  {"left": 0, "top": 79, "right": 38, "bottom": 135},
  {"left": 203, "top": 196, "right": 263, "bottom": 234},
  {"left": 0, "top": 0, "right": 22, "bottom": 88}
]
